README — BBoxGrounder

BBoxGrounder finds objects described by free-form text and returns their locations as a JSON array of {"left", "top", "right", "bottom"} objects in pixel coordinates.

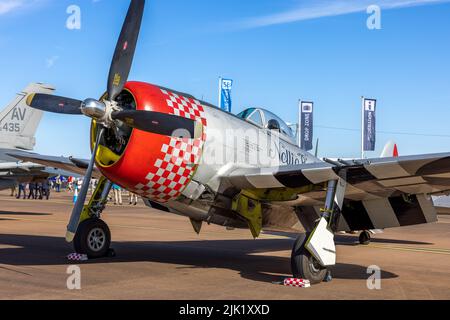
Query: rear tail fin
[
  {"left": 380, "top": 140, "right": 399, "bottom": 158},
  {"left": 0, "top": 83, "right": 55, "bottom": 150}
]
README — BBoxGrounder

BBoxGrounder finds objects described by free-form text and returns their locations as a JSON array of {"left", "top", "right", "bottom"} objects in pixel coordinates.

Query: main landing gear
[
  {"left": 72, "top": 177, "right": 114, "bottom": 258},
  {"left": 74, "top": 218, "right": 111, "bottom": 258},
  {"left": 291, "top": 176, "right": 347, "bottom": 284},
  {"left": 291, "top": 232, "right": 328, "bottom": 284}
]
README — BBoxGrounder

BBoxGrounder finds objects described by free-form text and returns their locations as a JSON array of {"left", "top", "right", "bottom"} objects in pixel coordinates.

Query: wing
[
  {"left": 7, "top": 151, "right": 101, "bottom": 178},
  {"left": 0, "top": 161, "right": 48, "bottom": 190},
  {"left": 225, "top": 153, "right": 450, "bottom": 232}
]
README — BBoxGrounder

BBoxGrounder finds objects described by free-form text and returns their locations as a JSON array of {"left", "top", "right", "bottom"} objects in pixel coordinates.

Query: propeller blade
[
  {"left": 111, "top": 110, "right": 203, "bottom": 139},
  {"left": 26, "top": 93, "right": 82, "bottom": 115},
  {"left": 65, "top": 128, "right": 104, "bottom": 242},
  {"left": 107, "top": 0, "right": 145, "bottom": 101}
]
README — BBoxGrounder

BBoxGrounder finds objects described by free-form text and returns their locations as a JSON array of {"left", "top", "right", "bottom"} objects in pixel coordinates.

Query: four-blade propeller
[{"left": 24, "top": 0, "right": 201, "bottom": 242}]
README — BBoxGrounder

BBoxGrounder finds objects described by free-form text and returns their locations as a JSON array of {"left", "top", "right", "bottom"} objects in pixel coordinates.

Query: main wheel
[
  {"left": 73, "top": 218, "right": 111, "bottom": 258},
  {"left": 359, "top": 230, "right": 371, "bottom": 245},
  {"left": 291, "top": 232, "right": 328, "bottom": 284}
]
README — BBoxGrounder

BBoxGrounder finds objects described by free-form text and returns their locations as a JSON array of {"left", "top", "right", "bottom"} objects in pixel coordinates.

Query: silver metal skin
[
  {"left": 81, "top": 99, "right": 106, "bottom": 120},
  {"left": 322, "top": 180, "right": 338, "bottom": 220}
]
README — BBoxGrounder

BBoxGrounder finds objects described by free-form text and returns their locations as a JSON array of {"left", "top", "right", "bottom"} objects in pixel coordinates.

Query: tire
[
  {"left": 359, "top": 230, "right": 371, "bottom": 245},
  {"left": 73, "top": 219, "right": 111, "bottom": 258},
  {"left": 291, "top": 232, "right": 328, "bottom": 284}
]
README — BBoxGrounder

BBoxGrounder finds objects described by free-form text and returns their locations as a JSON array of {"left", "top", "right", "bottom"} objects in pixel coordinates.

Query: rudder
[{"left": 0, "top": 83, "right": 55, "bottom": 150}]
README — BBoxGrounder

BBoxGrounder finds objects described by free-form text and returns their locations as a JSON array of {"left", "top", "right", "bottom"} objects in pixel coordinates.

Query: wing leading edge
[{"left": 7, "top": 151, "right": 100, "bottom": 178}]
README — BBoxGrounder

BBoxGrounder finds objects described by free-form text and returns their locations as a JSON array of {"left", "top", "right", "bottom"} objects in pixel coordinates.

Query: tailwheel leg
[
  {"left": 359, "top": 230, "right": 371, "bottom": 245},
  {"left": 291, "top": 232, "right": 328, "bottom": 284},
  {"left": 74, "top": 218, "right": 111, "bottom": 258}
]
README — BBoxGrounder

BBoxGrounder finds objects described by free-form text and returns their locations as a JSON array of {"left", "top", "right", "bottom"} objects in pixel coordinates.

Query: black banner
[
  {"left": 363, "top": 98, "right": 376, "bottom": 151},
  {"left": 300, "top": 101, "right": 313, "bottom": 151}
]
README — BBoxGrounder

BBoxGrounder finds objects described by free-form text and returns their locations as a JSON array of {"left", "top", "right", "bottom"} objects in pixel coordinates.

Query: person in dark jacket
[
  {"left": 42, "top": 179, "right": 51, "bottom": 200},
  {"left": 28, "top": 182, "right": 36, "bottom": 199},
  {"left": 36, "top": 182, "right": 43, "bottom": 200},
  {"left": 16, "top": 183, "right": 26, "bottom": 199}
]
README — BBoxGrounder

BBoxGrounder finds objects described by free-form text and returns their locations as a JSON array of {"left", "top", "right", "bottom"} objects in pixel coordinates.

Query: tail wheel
[
  {"left": 359, "top": 230, "right": 371, "bottom": 245},
  {"left": 291, "top": 232, "right": 328, "bottom": 284},
  {"left": 73, "top": 218, "right": 111, "bottom": 258}
]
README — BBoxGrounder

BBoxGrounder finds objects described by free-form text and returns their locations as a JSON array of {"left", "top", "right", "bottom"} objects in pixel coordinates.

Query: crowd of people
[
  {"left": 11, "top": 180, "right": 52, "bottom": 200},
  {"left": 10, "top": 175, "right": 140, "bottom": 206}
]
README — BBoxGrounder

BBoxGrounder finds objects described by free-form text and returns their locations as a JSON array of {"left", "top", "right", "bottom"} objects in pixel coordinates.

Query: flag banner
[
  {"left": 219, "top": 78, "right": 233, "bottom": 112},
  {"left": 300, "top": 101, "right": 314, "bottom": 151},
  {"left": 363, "top": 98, "right": 376, "bottom": 151}
]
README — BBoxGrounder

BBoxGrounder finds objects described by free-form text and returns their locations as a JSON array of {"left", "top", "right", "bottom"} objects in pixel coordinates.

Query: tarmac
[{"left": 0, "top": 190, "right": 449, "bottom": 300}]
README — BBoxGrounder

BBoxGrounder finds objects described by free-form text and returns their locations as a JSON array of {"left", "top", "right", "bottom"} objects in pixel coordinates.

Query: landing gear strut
[
  {"left": 359, "top": 230, "right": 371, "bottom": 245},
  {"left": 291, "top": 176, "right": 347, "bottom": 284},
  {"left": 72, "top": 177, "right": 113, "bottom": 258}
]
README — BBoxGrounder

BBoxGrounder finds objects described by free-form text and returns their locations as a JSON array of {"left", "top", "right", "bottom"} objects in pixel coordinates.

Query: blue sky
[{"left": 0, "top": 0, "right": 449, "bottom": 159}]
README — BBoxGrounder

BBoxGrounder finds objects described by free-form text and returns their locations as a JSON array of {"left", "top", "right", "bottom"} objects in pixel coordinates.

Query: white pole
[
  {"left": 218, "top": 77, "right": 222, "bottom": 109},
  {"left": 361, "top": 96, "right": 365, "bottom": 159}
]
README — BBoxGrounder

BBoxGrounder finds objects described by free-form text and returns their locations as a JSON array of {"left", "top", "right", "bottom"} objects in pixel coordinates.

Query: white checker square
[
  {"left": 179, "top": 176, "right": 187, "bottom": 184},
  {"left": 155, "top": 159, "right": 164, "bottom": 167},
  {"left": 167, "top": 172, "right": 176, "bottom": 180},
  {"left": 168, "top": 181, "right": 177, "bottom": 189},
  {"left": 169, "top": 139, "right": 177, "bottom": 147},
  {"left": 157, "top": 185, "right": 167, "bottom": 192},
  {"left": 166, "top": 163, "right": 174, "bottom": 172},
  {"left": 175, "top": 158, "right": 183, "bottom": 166}
]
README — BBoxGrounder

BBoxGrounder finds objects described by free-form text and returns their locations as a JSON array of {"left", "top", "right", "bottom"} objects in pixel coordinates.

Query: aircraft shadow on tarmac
[
  {"left": 265, "top": 231, "right": 432, "bottom": 246},
  {"left": 0, "top": 234, "right": 398, "bottom": 283},
  {"left": 0, "top": 210, "right": 51, "bottom": 216},
  {"left": 335, "top": 235, "right": 432, "bottom": 246}
]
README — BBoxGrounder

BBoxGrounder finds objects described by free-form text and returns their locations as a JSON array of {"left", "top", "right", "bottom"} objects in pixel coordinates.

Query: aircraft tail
[
  {"left": 0, "top": 83, "right": 55, "bottom": 150},
  {"left": 380, "top": 140, "right": 399, "bottom": 158}
]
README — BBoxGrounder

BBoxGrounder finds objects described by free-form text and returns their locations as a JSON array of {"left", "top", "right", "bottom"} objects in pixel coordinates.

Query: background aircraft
[
  {"left": 18, "top": 0, "right": 450, "bottom": 284},
  {"left": 0, "top": 83, "right": 92, "bottom": 192},
  {"left": 0, "top": 83, "right": 59, "bottom": 190}
]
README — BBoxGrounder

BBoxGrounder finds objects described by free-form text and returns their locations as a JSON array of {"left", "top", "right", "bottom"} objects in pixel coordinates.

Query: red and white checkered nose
[{"left": 96, "top": 82, "right": 207, "bottom": 203}]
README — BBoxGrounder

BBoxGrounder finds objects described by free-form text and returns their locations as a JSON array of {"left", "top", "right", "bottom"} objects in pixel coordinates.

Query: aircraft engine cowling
[{"left": 91, "top": 81, "right": 208, "bottom": 203}]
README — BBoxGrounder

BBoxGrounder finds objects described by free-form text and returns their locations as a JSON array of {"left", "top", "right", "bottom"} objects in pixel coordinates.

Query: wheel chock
[
  {"left": 67, "top": 253, "right": 88, "bottom": 261},
  {"left": 283, "top": 278, "right": 311, "bottom": 288}
]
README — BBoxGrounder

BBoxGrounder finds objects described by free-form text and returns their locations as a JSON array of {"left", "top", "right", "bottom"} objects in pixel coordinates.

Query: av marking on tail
[{"left": 0, "top": 83, "right": 55, "bottom": 150}]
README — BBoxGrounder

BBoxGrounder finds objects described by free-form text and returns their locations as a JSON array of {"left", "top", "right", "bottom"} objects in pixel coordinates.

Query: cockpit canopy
[{"left": 236, "top": 108, "right": 295, "bottom": 140}]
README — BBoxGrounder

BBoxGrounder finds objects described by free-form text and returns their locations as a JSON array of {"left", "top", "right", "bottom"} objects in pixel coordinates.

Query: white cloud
[
  {"left": 239, "top": 0, "right": 450, "bottom": 29},
  {"left": 0, "top": 0, "right": 23, "bottom": 15},
  {"left": 0, "top": 0, "right": 46, "bottom": 16},
  {"left": 46, "top": 55, "right": 59, "bottom": 68}
]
